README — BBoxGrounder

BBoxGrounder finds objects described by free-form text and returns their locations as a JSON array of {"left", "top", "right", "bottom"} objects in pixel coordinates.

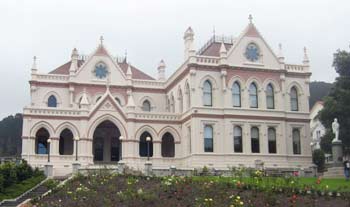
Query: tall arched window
[
  {"left": 266, "top": 84, "right": 275, "bottom": 109},
  {"left": 48, "top": 95, "right": 57, "bottom": 107},
  {"left": 290, "top": 87, "right": 299, "bottom": 111},
  {"left": 203, "top": 80, "right": 212, "bottom": 106},
  {"left": 35, "top": 128, "right": 50, "bottom": 154},
  {"left": 139, "top": 132, "right": 153, "bottom": 157},
  {"left": 292, "top": 128, "right": 301, "bottom": 154},
  {"left": 204, "top": 125, "right": 213, "bottom": 152},
  {"left": 232, "top": 82, "right": 241, "bottom": 107},
  {"left": 249, "top": 83, "right": 258, "bottom": 108},
  {"left": 268, "top": 127, "right": 277, "bottom": 153},
  {"left": 161, "top": 132, "right": 175, "bottom": 157},
  {"left": 59, "top": 129, "right": 74, "bottom": 155},
  {"left": 171, "top": 95, "right": 175, "bottom": 112},
  {"left": 234, "top": 126, "right": 243, "bottom": 153},
  {"left": 142, "top": 100, "right": 151, "bottom": 112},
  {"left": 251, "top": 127, "right": 260, "bottom": 153}
]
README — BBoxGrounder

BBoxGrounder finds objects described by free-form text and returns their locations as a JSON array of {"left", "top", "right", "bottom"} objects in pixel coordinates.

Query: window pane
[
  {"left": 251, "top": 127, "right": 259, "bottom": 153},
  {"left": 203, "top": 81, "right": 212, "bottom": 106},
  {"left": 234, "top": 126, "right": 243, "bottom": 153},
  {"left": 204, "top": 125, "right": 213, "bottom": 152},
  {"left": 293, "top": 129, "right": 301, "bottom": 154},
  {"left": 291, "top": 87, "right": 298, "bottom": 111},
  {"left": 268, "top": 128, "right": 277, "bottom": 153},
  {"left": 142, "top": 100, "right": 151, "bottom": 111},
  {"left": 232, "top": 82, "right": 241, "bottom": 107},
  {"left": 48, "top": 95, "right": 57, "bottom": 107},
  {"left": 266, "top": 84, "right": 274, "bottom": 109},
  {"left": 249, "top": 83, "right": 258, "bottom": 108}
]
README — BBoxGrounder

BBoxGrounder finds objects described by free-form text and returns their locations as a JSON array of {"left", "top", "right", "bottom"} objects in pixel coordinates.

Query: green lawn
[{"left": 0, "top": 174, "right": 46, "bottom": 201}]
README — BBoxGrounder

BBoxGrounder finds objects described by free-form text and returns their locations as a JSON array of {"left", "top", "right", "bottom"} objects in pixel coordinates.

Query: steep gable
[{"left": 226, "top": 22, "right": 281, "bottom": 70}]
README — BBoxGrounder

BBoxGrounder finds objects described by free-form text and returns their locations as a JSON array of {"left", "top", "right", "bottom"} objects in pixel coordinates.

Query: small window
[
  {"left": 268, "top": 127, "right": 277, "bottom": 153},
  {"left": 249, "top": 83, "right": 258, "bottom": 108},
  {"left": 203, "top": 80, "right": 212, "bottom": 106},
  {"left": 290, "top": 87, "right": 299, "bottom": 111},
  {"left": 48, "top": 95, "right": 57, "bottom": 107},
  {"left": 234, "top": 126, "right": 243, "bottom": 153},
  {"left": 266, "top": 84, "right": 275, "bottom": 109},
  {"left": 204, "top": 125, "right": 213, "bottom": 152},
  {"left": 142, "top": 100, "right": 151, "bottom": 112},
  {"left": 292, "top": 128, "right": 301, "bottom": 154},
  {"left": 251, "top": 127, "right": 260, "bottom": 153},
  {"left": 232, "top": 82, "right": 241, "bottom": 107}
]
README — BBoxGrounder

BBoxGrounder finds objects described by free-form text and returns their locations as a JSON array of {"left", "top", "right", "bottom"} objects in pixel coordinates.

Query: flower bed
[{"left": 31, "top": 170, "right": 350, "bottom": 207}]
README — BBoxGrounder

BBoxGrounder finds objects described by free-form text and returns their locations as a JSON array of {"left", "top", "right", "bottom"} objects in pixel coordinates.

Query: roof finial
[
  {"left": 303, "top": 46, "right": 309, "bottom": 65},
  {"left": 100, "top": 36, "right": 104, "bottom": 45},
  {"left": 248, "top": 14, "right": 253, "bottom": 24},
  {"left": 31, "top": 56, "right": 38, "bottom": 73},
  {"left": 213, "top": 26, "right": 216, "bottom": 37},
  {"left": 124, "top": 49, "right": 128, "bottom": 62}
]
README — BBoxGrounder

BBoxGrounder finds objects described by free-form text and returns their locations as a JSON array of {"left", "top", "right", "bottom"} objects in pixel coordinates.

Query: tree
[
  {"left": 319, "top": 49, "right": 350, "bottom": 154},
  {"left": 0, "top": 114, "right": 23, "bottom": 157}
]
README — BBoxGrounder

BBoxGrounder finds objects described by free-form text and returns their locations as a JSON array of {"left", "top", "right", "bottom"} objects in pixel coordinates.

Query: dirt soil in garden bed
[{"left": 32, "top": 175, "right": 350, "bottom": 207}]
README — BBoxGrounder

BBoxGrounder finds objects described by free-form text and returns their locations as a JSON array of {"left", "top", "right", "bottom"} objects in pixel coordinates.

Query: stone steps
[{"left": 323, "top": 167, "right": 345, "bottom": 178}]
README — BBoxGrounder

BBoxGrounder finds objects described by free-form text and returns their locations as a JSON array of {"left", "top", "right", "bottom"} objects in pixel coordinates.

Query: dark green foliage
[
  {"left": 312, "top": 149, "right": 326, "bottom": 172},
  {"left": 319, "top": 49, "right": 350, "bottom": 154},
  {"left": 0, "top": 113, "right": 23, "bottom": 157},
  {"left": 309, "top": 81, "right": 333, "bottom": 109},
  {"left": 0, "top": 162, "right": 18, "bottom": 188},
  {"left": 15, "top": 160, "right": 33, "bottom": 182}
]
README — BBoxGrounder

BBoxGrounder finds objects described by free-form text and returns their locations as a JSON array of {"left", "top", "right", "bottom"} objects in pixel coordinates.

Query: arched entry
[{"left": 93, "top": 120, "right": 121, "bottom": 163}]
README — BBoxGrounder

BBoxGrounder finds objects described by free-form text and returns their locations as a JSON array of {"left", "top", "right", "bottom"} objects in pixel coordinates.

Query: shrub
[
  {"left": 0, "top": 162, "right": 18, "bottom": 188},
  {"left": 312, "top": 149, "right": 326, "bottom": 172},
  {"left": 15, "top": 160, "right": 34, "bottom": 181},
  {"left": 0, "top": 174, "right": 4, "bottom": 193}
]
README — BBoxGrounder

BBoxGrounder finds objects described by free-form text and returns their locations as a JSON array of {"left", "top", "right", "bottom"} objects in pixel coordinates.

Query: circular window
[
  {"left": 245, "top": 43, "right": 260, "bottom": 62},
  {"left": 94, "top": 62, "right": 108, "bottom": 79}
]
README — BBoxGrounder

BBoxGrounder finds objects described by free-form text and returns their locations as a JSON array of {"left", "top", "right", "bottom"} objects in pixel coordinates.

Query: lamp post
[
  {"left": 47, "top": 138, "right": 52, "bottom": 163},
  {"left": 146, "top": 136, "right": 151, "bottom": 161},
  {"left": 74, "top": 136, "right": 80, "bottom": 161}
]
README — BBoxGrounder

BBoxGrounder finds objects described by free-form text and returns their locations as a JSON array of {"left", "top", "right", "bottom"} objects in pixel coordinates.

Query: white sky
[{"left": 0, "top": 0, "right": 349, "bottom": 118}]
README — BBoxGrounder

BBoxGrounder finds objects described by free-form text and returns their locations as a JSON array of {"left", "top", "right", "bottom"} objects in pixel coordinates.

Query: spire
[
  {"left": 126, "top": 91, "right": 136, "bottom": 111},
  {"left": 248, "top": 14, "right": 253, "bottom": 24},
  {"left": 80, "top": 88, "right": 90, "bottom": 108},
  {"left": 31, "top": 56, "right": 38, "bottom": 74},
  {"left": 69, "top": 48, "right": 79, "bottom": 74},
  {"left": 126, "top": 63, "right": 132, "bottom": 79},
  {"left": 219, "top": 42, "right": 228, "bottom": 65},
  {"left": 303, "top": 46, "right": 309, "bottom": 65},
  {"left": 100, "top": 36, "right": 104, "bottom": 45},
  {"left": 157, "top": 59, "right": 166, "bottom": 81},
  {"left": 278, "top": 43, "right": 285, "bottom": 63},
  {"left": 184, "top": 26, "right": 195, "bottom": 60}
]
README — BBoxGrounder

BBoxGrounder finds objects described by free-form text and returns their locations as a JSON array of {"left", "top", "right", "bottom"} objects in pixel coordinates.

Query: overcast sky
[{"left": 0, "top": 0, "right": 349, "bottom": 119}]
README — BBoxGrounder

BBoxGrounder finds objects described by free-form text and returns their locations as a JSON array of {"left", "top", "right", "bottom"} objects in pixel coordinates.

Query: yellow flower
[
  {"left": 240, "top": 201, "right": 244, "bottom": 205},
  {"left": 236, "top": 196, "right": 240, "bottom": 200}
]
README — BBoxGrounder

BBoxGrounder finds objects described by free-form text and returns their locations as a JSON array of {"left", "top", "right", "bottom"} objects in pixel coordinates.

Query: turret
[
  {"left": 219, "top": 42, "right": 227, "bottom": 65},
  {"left": 157, "top": 60, "right": 166, "bottom": 81},
  {"left": 303, "top": 47, "right": 310, "bottom": 72},
  {"left": 31, "top": 56, "right": 38, "bottom": 75},
  {"left": 183, "top": 27, "right": 195, "bottom": 60}
]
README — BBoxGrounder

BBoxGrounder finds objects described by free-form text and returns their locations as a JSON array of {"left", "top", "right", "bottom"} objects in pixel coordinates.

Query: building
[
  {"left": 310, "top": 101, "right": 325, "bottom": 151},
  {"left": 21, "top": 16, "right": 313, "bottom": 176}
]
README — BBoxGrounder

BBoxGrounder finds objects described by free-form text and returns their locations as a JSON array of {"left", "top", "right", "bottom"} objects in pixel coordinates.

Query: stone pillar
[
  {"left": 154, "top": 142, "right": 161, "bottom": 158},
  {"left": 144, "top": 161, "right": 152, "bottom": 176},
  {"left": 332, "top": 140, "right": 343, "bottom": 165},
  {"left": 44, "top": 164, "right": 53, "bottom": 178},
  {"left": 72, "top": 162, "right": 81, "bottom": 174}
]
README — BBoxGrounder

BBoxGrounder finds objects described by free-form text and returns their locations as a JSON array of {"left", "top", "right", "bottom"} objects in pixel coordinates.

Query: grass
[{"left": 0, "top": 174, "right": 46, "bottom": 202}]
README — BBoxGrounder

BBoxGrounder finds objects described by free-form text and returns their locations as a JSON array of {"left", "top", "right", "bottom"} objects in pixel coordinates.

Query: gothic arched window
[
  {"left": 48, "top": 95, "right": 57, "bottom": 107},
  {"left": 290, "top": 87, "right": 299, "bottom": 111},
  {"left": 142, "top": 100, "right": 151, "bottom": 112},
  {"left": 203, "top": 80, "right": 212, "bottom": 106},
  {"left": 249, "top": 83, "right": 258, "bottom": 108},
  {"left": 232, "top": 82, "right": 241, "bottom": 107},
  {"left": 204, "top": 125, "right": 213, "bottom": 152},
  {"left": 161, "top": 132, "right": 175, "bottom": 157},
  {"left": 266, "top": 84, "right": 275, "bottom": 109},
  {"left": 139, "top": 132, "right": 153, "bottom": 157}
]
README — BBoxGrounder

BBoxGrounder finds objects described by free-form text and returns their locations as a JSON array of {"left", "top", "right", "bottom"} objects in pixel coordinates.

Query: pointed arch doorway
[{"left": 93, "top": 120, "right": 121, "bottom": 163}]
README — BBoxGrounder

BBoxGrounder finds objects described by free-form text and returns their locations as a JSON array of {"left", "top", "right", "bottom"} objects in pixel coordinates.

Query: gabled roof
[
  {"left": 199, "top": 42, "right": 233, "bottom": 57},
  {"left": 49, "top": 59, "right": 154, "bottom": 80}
]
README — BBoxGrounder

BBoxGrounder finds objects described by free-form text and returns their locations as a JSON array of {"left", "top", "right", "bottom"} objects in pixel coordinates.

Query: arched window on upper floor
[
  {"left": 266, "top": 84, "right": 275, "bottom": 109},
  {"left": 249, "top": 83, "right": 258, "bottom": 108},
  {"left": 290, "top": 86, "right": 299, "bottom": 111},
  {"left": 48, "top": 95, "right": 57, "bottom": 107},
  {"left": 232, "top": 82, "right": 241, "bottom": 107},
  {"left": 203, "top": 80, "right": 212, "bottom": 106},
  {"left": 142, "top": 100, "right": 151, "bottom": 112}
]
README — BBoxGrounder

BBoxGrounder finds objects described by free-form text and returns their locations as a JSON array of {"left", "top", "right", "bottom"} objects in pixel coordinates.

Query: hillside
[{"left": 309, "top": 81, "right": 333, "bottom": 109}]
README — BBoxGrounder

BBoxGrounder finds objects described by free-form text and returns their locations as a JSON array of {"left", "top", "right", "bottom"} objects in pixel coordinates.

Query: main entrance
[{"left": 93, "top": 120, "right": 121, "bottom": 163}]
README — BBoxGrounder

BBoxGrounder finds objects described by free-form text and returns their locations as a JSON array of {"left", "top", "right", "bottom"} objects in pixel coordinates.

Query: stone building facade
[{"left": 22, "top": 17, "right": 313, "bottom": 176}]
